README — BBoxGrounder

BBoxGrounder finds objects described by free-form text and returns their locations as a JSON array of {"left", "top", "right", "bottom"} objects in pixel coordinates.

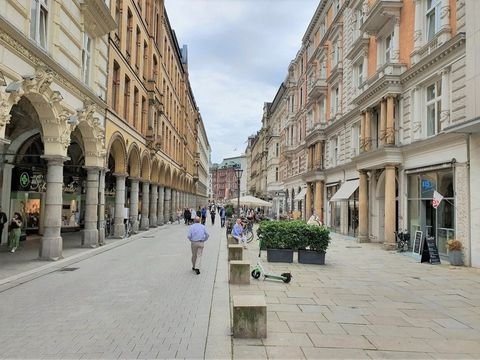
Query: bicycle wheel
[{"left": 245, "top": 228, "right": 254, "bottom": 243}]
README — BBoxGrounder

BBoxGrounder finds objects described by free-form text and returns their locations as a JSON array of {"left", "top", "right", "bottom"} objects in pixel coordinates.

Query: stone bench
[
  {"left": 227, "top": 234, "right": 238, "bottom": 245},
  {"left": 232, "top": 295, "right": 267, "bottom": 338},
  {"left": 229, "top": 260, "right": 250, "bottom": 285},
  {"left": 228, "top": 244, "right": 243, "bottom": 261}
]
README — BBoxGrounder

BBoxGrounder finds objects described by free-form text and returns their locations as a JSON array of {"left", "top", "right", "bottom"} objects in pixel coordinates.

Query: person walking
[
  {"left": 8, "top": 212, "right": 22, "bottom": 253},
  {"left": 200, "top": 206, "right": 207, "bottom": 225},
  {"left": 231, "top": 217, "right": 247, "bottom": 248},
  {"left": 210, "top": 204, "right": 216, "bottom": 225},
  {"left": 187, "top": 216, "right": 209, "bottom": 275},
  {"left": 0, "top": 207, "right": 7, "bottom": 245},
  {"left": 219, "top": 206, "right": 226, "bottom": 228},
  {"left": 183, "top": 208, "right": 190, "bottom": 225}
]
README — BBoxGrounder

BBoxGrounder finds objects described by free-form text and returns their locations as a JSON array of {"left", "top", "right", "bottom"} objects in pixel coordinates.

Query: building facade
[
  {"left": 210, "top": 155, "right": 247, "bottom": 202},
  {"left": 196, "top": 115, "right": 211, "bottom": 207},
  {"left": 0, "top": 0, "right": 207, "bottom": 260},
  {"left": 0, "top": 0, "right": 115, "bottom": 259},
  {"left": 250, "top": 0, "right": 476, "bottom": 265}
]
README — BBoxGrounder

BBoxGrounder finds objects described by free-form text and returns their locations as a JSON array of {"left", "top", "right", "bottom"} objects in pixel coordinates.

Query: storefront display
[{"left": 407, "top": 169, "right": 455, "bottom": 256}]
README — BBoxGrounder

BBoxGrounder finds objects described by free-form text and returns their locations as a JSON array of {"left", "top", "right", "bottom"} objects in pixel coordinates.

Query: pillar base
[
  {"left": 113, "top": 223, "right": 125, "bottom": 238},
  {"left": 150, "top": 215, "right": 158, "bottom": 228},
  {"left": 82, "top": 229, "right": 98, "bottom": 248},
  {"left": 39, "top": 236, "right": 63, "bottom": 261},
  {"left": 383, "top": 242, "right": 397, "bottom": 251},
  {"left": 357, "top": 236, "right": 370, "bottom": 243},
  {"left": 140, "top": 218, "right": 150, "bottom": 230},
  {"left": 98, "top": 230, "right": 105, "bottom": 246},
  {"left": 132, "top": 221, "right": 139, "bottom": 233},
  {"left": 157, "top": 220, "right": 164, "bottom": 226}
]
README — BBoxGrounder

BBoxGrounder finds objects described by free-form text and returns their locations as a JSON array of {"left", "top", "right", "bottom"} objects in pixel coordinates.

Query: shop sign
[
  {"left": 420, "top": 236, "right": 441, "bottom": 264},
  {"left": 19, "top": 172, "right": 30, "bottom": 188},
  {"left": 421, "top": 179, "right": 433, "bottom": 191}
]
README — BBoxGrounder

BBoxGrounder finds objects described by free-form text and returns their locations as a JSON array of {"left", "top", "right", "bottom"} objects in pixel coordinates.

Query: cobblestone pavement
[
  {"left": 231, "top": 233, "right": 480, "bottom": 359},
  {"left": 0, "top": 220, "right": 231, "bottom": 359}
]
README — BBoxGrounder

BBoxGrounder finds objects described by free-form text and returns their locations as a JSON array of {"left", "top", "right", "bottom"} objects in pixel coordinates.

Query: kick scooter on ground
[
  {"left": 251, "top": 237, "right": 292, "bottom": 283},
  {"left": 250, "top": 260, "right": 292, "bottom": 283}
]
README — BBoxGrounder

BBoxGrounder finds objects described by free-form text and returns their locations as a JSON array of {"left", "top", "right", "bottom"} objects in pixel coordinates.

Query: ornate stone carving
[
  {"left": 440, "top": 5, "right": 450, "bottom": 19},
  {"left": 413, "top": 30, "right": 422, "bottom": 43},
  {"left": 23, "top": 67, "right": 54, "bottom": 95}
]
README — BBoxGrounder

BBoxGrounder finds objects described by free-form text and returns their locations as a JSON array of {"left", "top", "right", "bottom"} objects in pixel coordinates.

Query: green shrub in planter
[
  {"left": 302, "top": 224, "right": 330, "bottom": 252},
  {"left": 257, "top": 220, "right": 329, "bottom": 250}
]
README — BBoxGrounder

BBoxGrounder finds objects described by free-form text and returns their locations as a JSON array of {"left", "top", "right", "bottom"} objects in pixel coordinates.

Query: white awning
[
  {"left": 294, "top": 187, "right": 307, "bottom": 201},
  {"left": 330, "top": 179, "right": 359, "bottom": 201}
]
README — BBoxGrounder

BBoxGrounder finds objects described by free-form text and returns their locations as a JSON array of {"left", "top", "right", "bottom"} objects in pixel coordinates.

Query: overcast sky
[{"left": 164, "top": 0, "right": 318, "bottom": 164}]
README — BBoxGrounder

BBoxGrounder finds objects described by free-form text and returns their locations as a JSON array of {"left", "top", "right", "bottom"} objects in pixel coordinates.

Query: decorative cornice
[
  {"left": 0, "top": 17, "right": 107, "bottom": 110},
  {"left": 402, "top": 33, "right": 466, "bottom": 84}
]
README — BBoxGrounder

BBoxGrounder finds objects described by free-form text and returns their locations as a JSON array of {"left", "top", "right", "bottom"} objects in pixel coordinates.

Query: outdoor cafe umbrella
[{"left": 227, "top": 195, "right": 273, "bottom": 207}]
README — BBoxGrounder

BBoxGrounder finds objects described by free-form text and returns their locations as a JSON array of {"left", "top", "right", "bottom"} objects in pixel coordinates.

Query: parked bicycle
[{"left": 395, "top": 230, "right": 410, "bottom": 252}]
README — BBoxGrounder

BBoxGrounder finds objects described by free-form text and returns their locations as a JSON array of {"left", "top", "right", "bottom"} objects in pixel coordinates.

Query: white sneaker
[{"left": 10, "top": 248, "right": 14, "bottom": 253}]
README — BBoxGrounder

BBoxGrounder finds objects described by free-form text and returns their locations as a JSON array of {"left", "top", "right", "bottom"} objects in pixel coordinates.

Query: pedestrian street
[{"left": 0, "top": 219, "right": 228, "bottom": 360}]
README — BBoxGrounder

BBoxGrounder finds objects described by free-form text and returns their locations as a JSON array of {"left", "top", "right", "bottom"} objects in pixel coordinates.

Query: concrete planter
[
  {"left": 266, "top": 248, "right": 293, "bottom": 263},
  {"left": 298, "top": 249, "right": 326, "bottom": 265},
  {"left": 448, "top": 250, "right": 464, "bottom": 266}
]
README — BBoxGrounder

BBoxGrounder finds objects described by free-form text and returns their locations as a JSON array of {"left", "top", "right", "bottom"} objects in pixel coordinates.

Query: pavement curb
[{"left": 0, "top": 225, "right": 170, "bottom": 293}]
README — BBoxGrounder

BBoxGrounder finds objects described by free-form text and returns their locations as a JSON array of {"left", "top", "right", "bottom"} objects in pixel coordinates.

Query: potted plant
[
  {"left": 447, "top": 239, "right": 464, "bottom": 266},
  {"left": 257, "top": 221, "right": 296, "bottom": 263},
  {"left": 298, "top": 224, "right": 330, "bottom": 265}
]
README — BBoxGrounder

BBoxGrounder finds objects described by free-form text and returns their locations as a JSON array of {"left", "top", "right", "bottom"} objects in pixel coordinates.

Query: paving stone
[
  {"left": 316, "top": 322, "right": 348, "bottom": 335},
  {"left": 364, "top": 315, "right": 416, "bottom": 326},
  {"left": 286, "top": 321, "right": 321, "bottom": 333},
  {"left": 276, "top": 311, "right": 328, "bottom": 322},
  {"left": 308, "top": 334, "right": 376, "bottom": 349},
  {"left": 267, "top": 320, "right": 291, "bottom": 333},
  {"left": 279, "top": 297, "right": 316, "bottom": 305},
  {"left": 301, "top": 347, "right": 371, "bottom": 359},
  {"left": 341, "top": 324, "right": 376, "bottom": 335},
  {"left": 366, "top": 336, "right": 436, "bottom": 352},
  {"left": 367, "top": 325, "right": 442, "bottom": 339},
  {"left": 366, "top": 350, "right": 436, "bottom": 359},
  {"left": 233, "top": 345, "right": 267, "bottom": 359},
  {"left": 261, "top": 332, "right": 313, "bottom": 346},
  {"left": 268, "top": 304, "right": 301, "bottom": 312},
  {"left": 265, "top": 346, "right": 305, "bottom": 359},
  {"left": 425, "top": 339, "right": 480, "bottom": 354}
]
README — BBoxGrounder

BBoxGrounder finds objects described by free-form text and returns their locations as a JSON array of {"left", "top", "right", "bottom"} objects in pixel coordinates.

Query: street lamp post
[{"left": 234, "top": 168, "right": 243, "bottom": 217}]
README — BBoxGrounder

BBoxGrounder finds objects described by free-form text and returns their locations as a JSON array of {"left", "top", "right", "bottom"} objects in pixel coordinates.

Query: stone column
[
  {"left": 82, "top": 167, "right": 100, "bottom": 247},
  {"left": 380, "top": 99, "right": 387, "bottom": 146},
  {"left": 164, "top": 187, "right": 172, "bottom": 223},
  {"left": 305, "top": 183, "right": 313, "bottom": 220},
  {"left": 365, "top": 110, "right": 371, "bottom": 151},
  {"left": 140, "top": 181, "right": 150, "bottom": 230},
  {"left": 386, "top": 96, "right": 395, "bottom": 145},
  {"left": 384, "top": 165, "right": 397, "bottom": 250},
  {"left": 440, "top": 67, "right": 451, "bottom": 128},
  {"left": 98, "top": 168, "right": 106, "bottom": 245},
  {"left": 129, "top": 178, "right": 140, "bottom": 232},
  {"left": 438, "top": 0, "right": 451, "bottom": 44},
  {"left": 358, "top": 170, "right": 369, "bottom": 243},
  {"left": 314, "top": 181, "right": 324, "bottom": 222},
  {"left": 171, "top": 189, "right": 177, "bottom": 218},
  {"left": 157, "top": 185, "right": 165, "bottom": 225},
  {"left": 1, "top": 164, "right": 13, "bottom": 245},
  {"left": 39, "top": 156, "right": 67, "bottom": 260},
  {"left": 113, "top": 173, "right": 127, "bottom": 238},
  {"left": 150, "top": 184, "right": 158, "bottom": 227}
]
